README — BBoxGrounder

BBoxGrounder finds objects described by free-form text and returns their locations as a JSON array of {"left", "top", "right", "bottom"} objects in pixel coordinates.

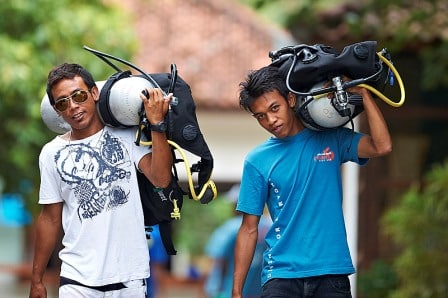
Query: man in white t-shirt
[{"left": 29, "top": 63, "right": 173, "bottom": 298}]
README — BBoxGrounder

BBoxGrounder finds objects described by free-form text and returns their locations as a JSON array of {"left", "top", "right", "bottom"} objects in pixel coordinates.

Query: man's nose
[{"left": 266, "top": 113, "right": 277, "bottom": 125}]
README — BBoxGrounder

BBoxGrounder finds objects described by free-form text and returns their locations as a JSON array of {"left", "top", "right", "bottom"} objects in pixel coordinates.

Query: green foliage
[
  {"left": 421, "top": 43, "right": 448, "bottom": 90},
  {"left": 0, "top": 0, "right": 136, "bottom": 214},
  {"left": 358, "top": 260, "right": 398, "bottom": 298},
  {"left": 382, "top": 160, "right": 448, "bottom": 298},
  {"left": 173, "top": 194, "right": 235, "bottom": 256},
  {"left": 239, "top": 0, "right": 346, "bottom": 27}
]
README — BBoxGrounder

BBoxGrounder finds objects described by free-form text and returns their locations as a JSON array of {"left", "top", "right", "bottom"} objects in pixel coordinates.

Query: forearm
[
  {"left": 31, "top": 206, "right": 62, "bottom": 284},
  {"left": 232, "top": 225, "right": 258, "bottom": 297},
  {"left": 30, "top": 205, "right": 62, "bottom": 298},
  {"left": 140, "top": 88, "right": 173, "bottom": 187},
  {"left": 148, "top": 131, "right": 173, "bottom": 187}
]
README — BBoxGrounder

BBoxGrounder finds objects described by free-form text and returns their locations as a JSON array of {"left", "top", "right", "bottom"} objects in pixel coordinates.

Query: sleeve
[
  {"left": 337, "top": 127, "right": 369, "bottom": 166},
  {"left": 236, "top": 161, "right": 267, "bottom": 216},
  {"left": 117, "top": 127, "right": 152, "bottom": 165},
  {"left": 38, "top": 144, "right": 64, "bottom": 204},
  {"left": 133, "top": 142, "right": 152, "bottom": 165}
]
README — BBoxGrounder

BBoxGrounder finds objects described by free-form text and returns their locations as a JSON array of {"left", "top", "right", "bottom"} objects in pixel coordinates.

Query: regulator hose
[
  {"left": 358, "top": 51, "right": 405, "bottom": 107},
  {"left": 138, "top": 134, "right": 217, "bottom": 203},
  {"left": 285, "top": 49, "right": 406, "bottom": 108}
]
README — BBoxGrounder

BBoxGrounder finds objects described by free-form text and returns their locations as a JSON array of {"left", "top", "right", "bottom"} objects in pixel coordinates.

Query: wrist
[
  {"left": 150, "top": 120, "right": 167, "bottom": 133},
  {"left": 31, "top": 274, "right": 44, "bottom": 284}
]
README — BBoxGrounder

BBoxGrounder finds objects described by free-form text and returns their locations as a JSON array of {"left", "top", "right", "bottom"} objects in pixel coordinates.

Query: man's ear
[
  {"left": 287, "top": 92, "right": 296, "bottom": 109},
  {"left": 91, "top": 85, "right": 99, "bottom": 102}
]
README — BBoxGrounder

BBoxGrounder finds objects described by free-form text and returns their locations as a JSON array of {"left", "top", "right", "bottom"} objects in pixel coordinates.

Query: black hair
[
  {"left": 46, "top": 63, "right": 96, "bottom": 105},
  {"left": 239, "top": 65, "right": 290, "bottom": 112}
]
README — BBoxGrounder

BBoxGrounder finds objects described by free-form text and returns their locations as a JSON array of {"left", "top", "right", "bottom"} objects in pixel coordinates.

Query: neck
[
  {"left": 287, "top": 116, "right": 305, "bottom": 136},
  {"left": 70, "top": 124, "right": 105, "bottom": 141}
]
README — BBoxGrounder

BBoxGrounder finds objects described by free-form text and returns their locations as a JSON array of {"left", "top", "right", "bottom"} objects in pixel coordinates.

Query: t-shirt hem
[
  {"left": 262, "top": 267, "right": 355, "bottom": 286},
  {"left": 60, "top": 270, "right": 150, "bottom": 287}
]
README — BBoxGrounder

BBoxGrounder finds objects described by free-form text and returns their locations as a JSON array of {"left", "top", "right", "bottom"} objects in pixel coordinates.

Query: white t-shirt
[{"left": 39, "top": 126, "right": 151, "bottom": 286}]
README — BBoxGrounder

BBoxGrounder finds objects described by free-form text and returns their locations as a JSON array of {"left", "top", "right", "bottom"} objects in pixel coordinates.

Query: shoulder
[
  {"left": 104, "top": 126, "right": 139, "bottom": 144},
  {"left": 308, "top": 127, "right": 360, "bottom": 142},
  {"left": 40, "top": 135, "right": 66, "bottom": 155},
  {"left": 246, "top": 137, "right": 277, "bottom": 159},
  {"left": 105, "top": 126, "right": 137, "bottom": 137}
]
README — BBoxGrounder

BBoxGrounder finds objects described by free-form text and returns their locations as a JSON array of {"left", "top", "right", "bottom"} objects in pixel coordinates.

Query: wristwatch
[{"left": 150, "top": 120, "right": 167, "bottom": 133}]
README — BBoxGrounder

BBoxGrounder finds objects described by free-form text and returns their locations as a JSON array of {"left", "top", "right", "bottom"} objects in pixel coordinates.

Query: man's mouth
[
  {"left": 72, "top": 112, "right": 84, "bottom": 120},
  {"left": 271, "top": 125, "right": 282, "bottom": 134}
]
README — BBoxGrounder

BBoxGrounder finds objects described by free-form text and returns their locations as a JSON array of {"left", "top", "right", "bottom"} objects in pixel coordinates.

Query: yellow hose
[
  {"left": 359, "top": 52, "right": 405, "bottom": 107},
  {"left": 138, "top": 135, "right": 217, "bottom": 202}
]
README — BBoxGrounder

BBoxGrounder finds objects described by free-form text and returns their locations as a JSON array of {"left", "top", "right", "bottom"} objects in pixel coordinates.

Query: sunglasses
[{"left": 54, "top": 90, "right": 89, "bottom": 112}]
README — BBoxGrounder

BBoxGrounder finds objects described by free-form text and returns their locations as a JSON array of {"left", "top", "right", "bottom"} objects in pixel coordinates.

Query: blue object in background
[
  {"left": 146, "top": 225, "right": 170, "bottom": 298},
  {"left": 0, "top": 193, "right": 32, "bottom": 267},
  {"left": 0, "top": 193, "right": 32, "bottom": 227}
]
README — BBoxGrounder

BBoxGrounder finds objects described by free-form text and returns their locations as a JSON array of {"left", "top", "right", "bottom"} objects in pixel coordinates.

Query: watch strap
[{"left": 150, "top": 120, "right": 167, "bottom": 133}]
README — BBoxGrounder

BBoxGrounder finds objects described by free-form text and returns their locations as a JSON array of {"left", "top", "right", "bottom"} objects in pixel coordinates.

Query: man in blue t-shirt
[{"left": 232, "top": 66, "right": 392, "bottom": 298}]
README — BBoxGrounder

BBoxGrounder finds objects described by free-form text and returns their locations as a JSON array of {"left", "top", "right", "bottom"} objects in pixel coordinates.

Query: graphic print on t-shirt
[
  {"left": 55, "top": 130, "right": 132, "bottom": 221},
  {"left": 313, "top": 146, "right": 335, "bottom": 162}
]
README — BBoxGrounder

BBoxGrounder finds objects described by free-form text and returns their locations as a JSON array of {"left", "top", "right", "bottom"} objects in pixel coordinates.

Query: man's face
[
  {"left": 250, "top": 90, "right": 302, "bottom": 138},
  {"left": 51, "top": 76, "right": 100, "bottom": 133}
]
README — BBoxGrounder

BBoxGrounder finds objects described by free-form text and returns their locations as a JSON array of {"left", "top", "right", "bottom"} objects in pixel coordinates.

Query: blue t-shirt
[{"left": 236, "top": 127, "right": 367, "bottom": 286}]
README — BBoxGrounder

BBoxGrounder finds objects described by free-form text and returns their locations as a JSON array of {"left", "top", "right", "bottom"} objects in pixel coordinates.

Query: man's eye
[
  {"left": 254, "top": 114, "right": 265, "bottom": 120},
  {"left": 271, "top": 105, "right": 280, "bottom": 112}
]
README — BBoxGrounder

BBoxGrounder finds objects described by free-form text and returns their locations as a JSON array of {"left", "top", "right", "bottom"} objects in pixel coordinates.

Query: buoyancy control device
[{"left": 269, "top": 40, "right": 405, "bottom": 130}]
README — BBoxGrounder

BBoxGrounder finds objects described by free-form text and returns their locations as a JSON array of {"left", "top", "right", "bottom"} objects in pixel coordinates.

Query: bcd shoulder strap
[{"left": 136, "top": 169, "right": 184, "bottom": 255}]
